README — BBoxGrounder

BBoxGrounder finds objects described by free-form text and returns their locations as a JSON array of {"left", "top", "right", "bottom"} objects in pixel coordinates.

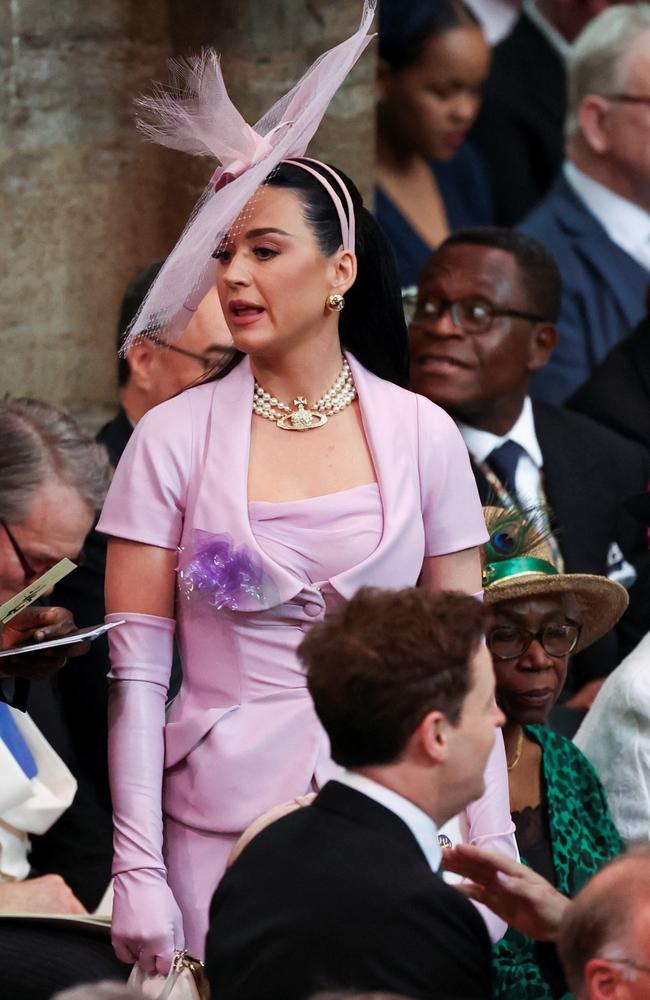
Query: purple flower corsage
[{"left": 177, "top": 530, "right": 268, "bottom": 610}]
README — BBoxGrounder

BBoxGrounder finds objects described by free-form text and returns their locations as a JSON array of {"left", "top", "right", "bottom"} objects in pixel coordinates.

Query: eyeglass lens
[
  {"left": 416, "top": 297, "right": 496, "bottom": 332},
  {"left": 488, "top": 623, "right": 580, "bottom": 659}
]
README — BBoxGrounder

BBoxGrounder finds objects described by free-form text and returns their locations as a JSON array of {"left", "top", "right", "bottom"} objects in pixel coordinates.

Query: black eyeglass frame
[
  {"left": 604, "top": 93, "right": 650, "bottom": 107},
  {"left": 1, "top": 518, "right": 39, "bottom": 583},
  {"left": 147, "top": 335, "right": 232, "bottom": 371},
  {"left": 486, "top": 621, "right": 582, "bottom": 660},
  {"left": 412, "top": 296, "right": 548, "bottom": 333}
]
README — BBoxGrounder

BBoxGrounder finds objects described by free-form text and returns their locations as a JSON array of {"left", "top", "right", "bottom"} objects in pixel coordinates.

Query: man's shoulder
[{"left": 534, "top": 400, "right": 647, "bottom": 463}]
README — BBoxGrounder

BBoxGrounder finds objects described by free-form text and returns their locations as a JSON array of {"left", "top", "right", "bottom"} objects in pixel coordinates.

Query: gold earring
[{"left": 326, "top": 294, "right": 345, "bottom": 312}]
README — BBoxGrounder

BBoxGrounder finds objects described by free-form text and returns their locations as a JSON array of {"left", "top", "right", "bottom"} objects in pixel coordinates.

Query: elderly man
[
  {"left": 519, "top": 4, "right": 650, "bottom": 403},
  {"left": 409, "top": 227, "right": 650, "bottom": 722},
  {"left": 54, "top": 263, "right": 232, "bottom": 811},
  {"left": 0, "top": 397, "right": 129, "bottom": 993},
  {"left": 207, "top": 588, "right": 503, "bottom": 1000},
  {"left": 472, "top": 0, "right": 617, "bottom": 226}
]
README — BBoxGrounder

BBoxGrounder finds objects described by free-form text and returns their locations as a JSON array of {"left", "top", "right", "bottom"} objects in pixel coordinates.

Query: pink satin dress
[{"left": 98, "top": 353, "right": 513, "bottom": 955}]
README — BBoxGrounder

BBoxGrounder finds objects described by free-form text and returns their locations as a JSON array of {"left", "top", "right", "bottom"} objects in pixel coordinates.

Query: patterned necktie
[
  {"left": 0, "top": 702, "right": 37, "bottom": 778},
  {"left": 487, "top": 439, "right": 526, "bottom": 500}
]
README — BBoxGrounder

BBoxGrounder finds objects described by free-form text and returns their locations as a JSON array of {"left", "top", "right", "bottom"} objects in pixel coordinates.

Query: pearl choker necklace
[{"left": 252, "top": 357, "right": 357, "bottom": 431}]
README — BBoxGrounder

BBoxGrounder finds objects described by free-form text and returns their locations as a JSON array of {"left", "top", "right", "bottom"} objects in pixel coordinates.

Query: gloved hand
[
  {"left": 112, "top": 867, "right": 185, "bottom": 974},
  {"left": 106, "top": 612, "right": 182, "bottom": 974}
]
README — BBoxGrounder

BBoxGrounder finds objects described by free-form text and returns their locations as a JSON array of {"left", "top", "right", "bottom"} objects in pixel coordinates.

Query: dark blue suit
[{"left": 519, "top": 175, "right": 649, "bottom": 404}]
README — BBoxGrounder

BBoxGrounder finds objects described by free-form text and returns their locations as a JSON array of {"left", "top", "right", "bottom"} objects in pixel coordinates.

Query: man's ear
[
  {"left": 416, "top": 710, "right": 450, "bottom": 765},
  {"left": 583, "top": 957, "right": 620, "bottom": 998},
  {"left": 528, "top": 323, "right": 560, "bottom": 373},
  {"left": 578, "top": 95, "right": 612, "bottom": 155},
  {"left": 124, "top": 340, "right": 156, "bottom": 390}
]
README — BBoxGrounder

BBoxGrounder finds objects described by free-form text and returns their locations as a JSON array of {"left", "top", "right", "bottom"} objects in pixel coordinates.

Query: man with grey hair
[
  {"left": 520, "top": 3, "right": 650, "bottom": 404},
  {"left": 557, "top": 846, "right": 650, "bottom": 999},
  {"left": 0, "top": 397, "right": 110, "bottom": 703},
  {"left": 0, "top": 397, "right": 114, "bottom": 911}
]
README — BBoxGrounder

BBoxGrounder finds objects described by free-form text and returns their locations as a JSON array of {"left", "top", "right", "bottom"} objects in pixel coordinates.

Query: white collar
[
  {"left": 564, "top": 161, "right": 650, "bottom": 263},
  {"left": 337, "top": 771, "right": 442, "bottom": 873},
  {"left": 456, "top": 396, "right": 543, "bottom": 468},
  {"left": 523, "top": 0, "right": 572, "bottom": 61}
]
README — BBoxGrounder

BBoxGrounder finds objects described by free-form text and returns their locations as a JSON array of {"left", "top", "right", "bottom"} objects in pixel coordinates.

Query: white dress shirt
[
  {"left": 456, "top": 396, "right": 544, "bottom": 506},
  {"left": 564, "top": 161, "right": 650, "bottom": 272},
  {"left": 337, "top": 771, "right": 442, "bottom": 873}
]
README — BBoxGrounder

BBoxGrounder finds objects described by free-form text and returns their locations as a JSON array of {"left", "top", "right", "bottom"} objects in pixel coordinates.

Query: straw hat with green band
[{"left": 481, "top": 505, "right": 629, "bottom": 653}]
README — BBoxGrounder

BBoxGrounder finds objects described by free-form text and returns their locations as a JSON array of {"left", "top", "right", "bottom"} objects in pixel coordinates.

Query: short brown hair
[{"left": 300, "top": 588, "right": 487, "bottom": 768}]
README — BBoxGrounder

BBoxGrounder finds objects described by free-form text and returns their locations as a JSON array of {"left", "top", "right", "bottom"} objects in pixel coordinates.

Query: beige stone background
[{"left": 0, "top": 1, "right": 376, "bottom": 429}]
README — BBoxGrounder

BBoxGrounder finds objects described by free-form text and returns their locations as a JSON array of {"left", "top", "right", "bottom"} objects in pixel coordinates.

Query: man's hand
[
  {"left": 443, "top": 844, "right": 569, "bottom": 941},
  {"left": 0, "top": 875, "right": 87, "bottom": 915},
  {"left": 0, "top": 607, "right": 91, "bottom": 679}
]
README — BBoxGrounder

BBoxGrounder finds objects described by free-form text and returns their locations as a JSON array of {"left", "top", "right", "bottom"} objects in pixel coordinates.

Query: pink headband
[
  {"left": 121, "top": 1, "right": 375, "bottom": 350},
  {"left": 283, "top": 157, "right": 356, "bottom": 252}
]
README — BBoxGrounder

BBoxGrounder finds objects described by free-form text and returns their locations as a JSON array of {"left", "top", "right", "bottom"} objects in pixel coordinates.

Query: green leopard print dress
[{"left": 493, "top": 723, "right": 625, "bottom": 1000}]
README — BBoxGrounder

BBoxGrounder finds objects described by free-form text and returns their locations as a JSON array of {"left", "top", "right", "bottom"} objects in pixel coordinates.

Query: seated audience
[
  {"left": 575, "top": 491, "right": 650, "bottom": 842},
  {"left": 558, "top": 846, "right": 650, "bottom": 1000},
  {"left": 569, "top": 296, "right": 650, "bottom": 451},
  {"left": 519, "top": 4, "right": 650, "bottom": 404},
  {"left": 54, "top": 262, "right": 232, "bottom": 811},
  {"left": 482, "top": 503, "right": 626, "bottom": 998},
  {"left": 409, "top": 227, "right": 650, "bottom": 722},
  {"left": 376, "top": 0, "right": 493, "bottom": 289},
  {"left": 207, "top": 588, "right": 502, "bottom": 1000},
  {"left": 0, "top": 398, "right": 126, "bottom": 995},
  {"left": 472, "top": 0, "right": 608, "bottom": 226}
]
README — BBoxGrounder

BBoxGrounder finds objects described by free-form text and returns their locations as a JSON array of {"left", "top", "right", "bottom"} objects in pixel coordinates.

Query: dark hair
[
  {"left": 300, "top": 587, "right": 487, "bottom": 768},
  {"left": 116, "top": 260, "right": 164, "bottom": 386},
  {"left": 379, "top": 0, "right": 480, "bottom": 70},
  {"left": 435, "top": 227, "right": 563, "bottom": 323},
  {"left": 206, "top": 161, "right": 409, "bottom": 388}
]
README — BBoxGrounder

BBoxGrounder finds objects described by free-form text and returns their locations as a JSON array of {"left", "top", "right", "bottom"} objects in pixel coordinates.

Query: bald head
[{"left": 558, "top": 848, "right": 650, "bottom": 999}]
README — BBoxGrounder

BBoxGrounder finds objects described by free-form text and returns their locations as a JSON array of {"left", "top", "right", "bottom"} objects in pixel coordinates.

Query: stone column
[{"left": 1, "top": 1, "right": 376, "bottom": 425}]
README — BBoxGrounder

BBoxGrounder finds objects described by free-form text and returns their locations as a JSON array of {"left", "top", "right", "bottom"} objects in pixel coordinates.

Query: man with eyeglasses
[
  {"left": 519, "top": 4, "right": 650, "bottom": 404},
  {"left": 409, "top": 226, "right": 650, "bottom": 728},
  {"left": 53, "top": 261, "right": 233, "bottom": 821}
]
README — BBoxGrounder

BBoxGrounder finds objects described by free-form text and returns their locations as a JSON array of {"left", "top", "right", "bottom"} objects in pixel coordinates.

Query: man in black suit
[
  {"left": 53, "top": 263, "right": 232, "bottom": 813},
  {"left": 569, "top": 307, "right": 650, "bottom": 452},
  {"left": 207, "top": 588, "right": 503, "bottom": 1000},
  {"left": 472, "top": 0, "right": 611, "bottom": 226},
  {"left": 409, "top": 228, "right": 650, "bottom": 725}
]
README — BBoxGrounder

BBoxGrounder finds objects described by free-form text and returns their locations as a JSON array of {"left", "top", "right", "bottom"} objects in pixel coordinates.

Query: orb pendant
[{"left": 277, "top": 400, "right": 328, "bottom": 431}]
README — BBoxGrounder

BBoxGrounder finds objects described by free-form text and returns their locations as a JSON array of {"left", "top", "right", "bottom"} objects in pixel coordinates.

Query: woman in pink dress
[{"left": 98, "top": 8, "right": 515, "bottom": 976}]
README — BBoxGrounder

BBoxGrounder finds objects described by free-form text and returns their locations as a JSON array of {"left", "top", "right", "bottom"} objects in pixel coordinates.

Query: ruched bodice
[{"left": 249, "top": 483, "right": 383, "bottom": 585}]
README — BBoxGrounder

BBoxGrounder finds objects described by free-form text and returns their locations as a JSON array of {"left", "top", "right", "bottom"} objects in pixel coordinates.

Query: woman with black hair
[
  {"left": 377, "top": 0, "right": 493, "bottom": 288},
  {"left": 97, "top": 14, "right": 514, "bottom": 978}
]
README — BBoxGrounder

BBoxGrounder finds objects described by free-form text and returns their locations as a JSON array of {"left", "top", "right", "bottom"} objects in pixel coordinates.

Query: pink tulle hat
[{"left": 122, "top": 1, "right": 376, "bottom": 352}]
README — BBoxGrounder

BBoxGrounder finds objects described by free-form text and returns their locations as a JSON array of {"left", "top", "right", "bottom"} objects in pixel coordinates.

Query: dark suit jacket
[
  {"left": 53, "top": 407, "right": 133, "bottom": 808},
  {"left": 472, "top": 403, "right": 650, "bottom": 692},
  {"left": 472, "top": 11, "right": 566, "bottom": 226},
  {"left": 206, "top": 781, "right": 492, "bottom": 1000},
  {"left": 569, "top": 316, "right": 650, "bottom": 451},
  {"left": 28, "top": 410, "right": 134, "bottom": 910},
  {"left": 519, "top": 176, "right": 649, "bottom": 404}
]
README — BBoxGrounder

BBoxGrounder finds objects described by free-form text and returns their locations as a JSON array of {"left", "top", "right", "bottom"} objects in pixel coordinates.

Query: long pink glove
[{"left": 106, "top": 612, "right": 184, "bottom": 975}]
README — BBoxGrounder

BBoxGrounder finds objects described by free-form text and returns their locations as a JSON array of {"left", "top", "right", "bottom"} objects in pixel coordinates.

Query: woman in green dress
[{"left": 481, "top": 506, "right": 628, "bottom": 999}]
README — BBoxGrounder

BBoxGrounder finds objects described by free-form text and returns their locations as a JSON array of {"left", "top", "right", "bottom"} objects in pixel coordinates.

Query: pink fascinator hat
[{"left": 122, "top": 1, "right": 376, "bottom": 351}]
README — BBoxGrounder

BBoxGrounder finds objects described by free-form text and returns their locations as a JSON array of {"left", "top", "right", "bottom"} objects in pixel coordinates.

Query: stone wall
[{"left": 1, "top": 1, "right": 376, "bottom": 428}]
